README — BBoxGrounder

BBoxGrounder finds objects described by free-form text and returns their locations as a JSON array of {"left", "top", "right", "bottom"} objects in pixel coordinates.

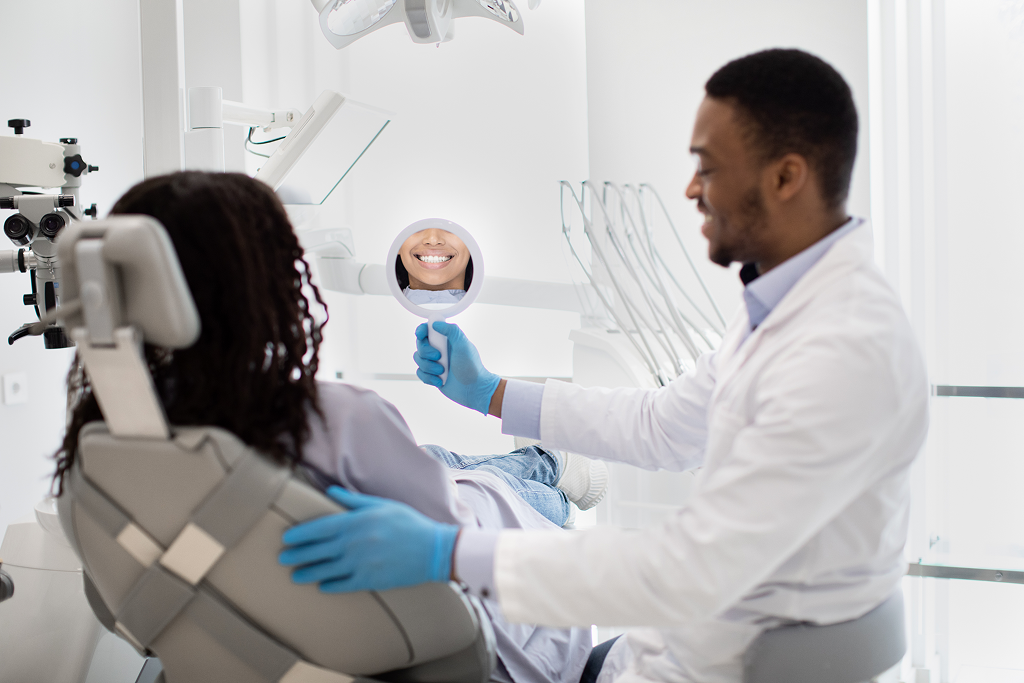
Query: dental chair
[
  {"left": 53, "top": 216, "right": 496, "bottom": 683},
  {"left": 742, "top": 591, "right": 905, "bottom": 683}
]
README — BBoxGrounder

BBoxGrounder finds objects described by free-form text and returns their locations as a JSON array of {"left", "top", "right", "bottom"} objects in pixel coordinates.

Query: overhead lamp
[{"left": 310, "top": 0, "right": 529, "bottom": 50}]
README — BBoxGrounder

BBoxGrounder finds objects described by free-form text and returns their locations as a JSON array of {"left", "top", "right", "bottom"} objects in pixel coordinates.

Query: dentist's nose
[{"left": 685, "top": 172, "right": 702, "bottom": 201}]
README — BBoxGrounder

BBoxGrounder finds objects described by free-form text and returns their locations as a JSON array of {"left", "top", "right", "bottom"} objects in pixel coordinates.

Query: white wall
[
  {"left": 0, "top": 1, "right": 146, "bottom": 539},
  {"left": 583, "top": 0, "right": 873, "bottom": 321},
  {"left": 239, "top": 1, "right": 590, "bottom": 453},
  {"left": 942, "top": 0, "right": 1024, "bottom": 387}
]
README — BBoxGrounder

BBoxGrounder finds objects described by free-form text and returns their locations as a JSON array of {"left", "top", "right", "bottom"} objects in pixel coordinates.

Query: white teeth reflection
[{"left": 416, "top": 254, "right": 453, "bottom": 264}]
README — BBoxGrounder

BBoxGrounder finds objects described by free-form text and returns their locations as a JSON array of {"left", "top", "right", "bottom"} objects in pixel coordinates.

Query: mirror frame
[{"left": 385, "top": 218, "right": 485, "bottom": 319}]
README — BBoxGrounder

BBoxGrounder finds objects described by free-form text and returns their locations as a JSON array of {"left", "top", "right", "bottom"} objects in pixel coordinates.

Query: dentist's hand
[
  {"left": 414, "top": 321, "right": 501, "bottom": 415},
  {"left": 279, "top": 486, "right": 459, "bottom": 594}
]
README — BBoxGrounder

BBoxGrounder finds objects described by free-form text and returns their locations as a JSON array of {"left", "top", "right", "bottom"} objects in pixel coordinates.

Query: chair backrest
[
  {"left": 742, "top": 591, "right": 905, "bottom": 683},
  {"left": 54, "top": 216, "right": 496, "bottom": 683}
]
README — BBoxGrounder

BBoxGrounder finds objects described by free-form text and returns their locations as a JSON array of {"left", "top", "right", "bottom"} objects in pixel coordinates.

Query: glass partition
[
  {"left": 275, "top": 101, "right": 390, "bottom": 205},
  {"left": 877, "top": 0, "right": 1024, "bottom": 678}
]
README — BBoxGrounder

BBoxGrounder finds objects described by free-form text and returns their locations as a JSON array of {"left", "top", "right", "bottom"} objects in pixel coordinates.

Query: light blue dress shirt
[
  {"left": 741, "top": 217, "right": 861, "bottom": 333},
  {"left": 455, "top": 217, "right": 864, "bottom": 599}
]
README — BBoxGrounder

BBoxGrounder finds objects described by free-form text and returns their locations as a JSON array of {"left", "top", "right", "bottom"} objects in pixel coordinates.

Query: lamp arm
[{"left": 221, "top": 101, "right": 303, "bottom": 131}]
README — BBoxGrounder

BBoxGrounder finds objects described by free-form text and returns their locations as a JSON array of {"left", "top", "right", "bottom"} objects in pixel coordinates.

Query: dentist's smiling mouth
[{"left": 699, "top": 210, "right": 714, "bottom": 237}]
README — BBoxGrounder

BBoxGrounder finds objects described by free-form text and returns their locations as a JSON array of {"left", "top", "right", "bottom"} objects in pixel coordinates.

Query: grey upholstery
[
  {"left": 59, "top": 424, "right": 496, "bottom": 683},
  {"left": 53, "top": 216, "right": 496, "bottom": 683},
  {"left": 57, "top": 216, "right": 200, "bottom": 349},
  {"left": 742, "top": 591, "right": 905, "bottom": 683}
]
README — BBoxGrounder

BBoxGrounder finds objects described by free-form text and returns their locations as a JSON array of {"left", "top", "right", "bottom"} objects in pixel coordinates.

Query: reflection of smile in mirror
[{"left": 399, "top": 228, "right": 471, "bottom": 291}]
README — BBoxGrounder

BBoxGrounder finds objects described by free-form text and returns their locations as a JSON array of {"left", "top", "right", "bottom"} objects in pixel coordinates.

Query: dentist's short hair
[{"left": 705, "top": 48, "right": 858, "bottom": 210}]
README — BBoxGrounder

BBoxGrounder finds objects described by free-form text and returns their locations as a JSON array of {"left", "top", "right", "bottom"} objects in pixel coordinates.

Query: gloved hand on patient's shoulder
[
  {"left": 279, "top": 486, "right": 459, "bottom": 593},
  {"left": 413, "top": 321, "right": 501, "bottom": 415}
]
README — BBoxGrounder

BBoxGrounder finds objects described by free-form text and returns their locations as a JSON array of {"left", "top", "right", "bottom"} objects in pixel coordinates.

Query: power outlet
[{"left": 3, "top": 372, "right": 28, "bottom": 405}]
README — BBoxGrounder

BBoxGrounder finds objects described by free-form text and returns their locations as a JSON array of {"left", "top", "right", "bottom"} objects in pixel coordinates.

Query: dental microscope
[{"left": 0, "top": 117, "right": 98, "bottom": 349}]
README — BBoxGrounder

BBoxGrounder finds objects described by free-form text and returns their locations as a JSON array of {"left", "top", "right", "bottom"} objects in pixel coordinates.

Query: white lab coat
[{"left": 492, "top": 222, "right": 929, "bottom": 683}]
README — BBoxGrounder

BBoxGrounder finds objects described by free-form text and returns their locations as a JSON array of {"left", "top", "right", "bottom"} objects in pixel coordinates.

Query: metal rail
[
  {"left": 907, "top": 563, "right": 1024, "bottom": 584},
  {"left": 920, "top": 386, "right": 1024, "bottom": 583},
  {"left": 932, "top": 385, "right": 1024, "bottom": 399}
]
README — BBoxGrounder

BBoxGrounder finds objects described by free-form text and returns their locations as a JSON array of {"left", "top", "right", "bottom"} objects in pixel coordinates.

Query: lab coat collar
[
  {"left": 752, "top": 217, "right": 875, "bottom": 336},
  {"left": 741, "top": 218, "right": 863, "bottom": 332},
  {"left": 711, "top": 219, "right": 875, "bottom": 400}
]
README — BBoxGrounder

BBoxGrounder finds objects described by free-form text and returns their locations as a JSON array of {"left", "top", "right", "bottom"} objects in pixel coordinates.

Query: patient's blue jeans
[{"left": 422, "top": 444, "right": 571, "bottom": 527}]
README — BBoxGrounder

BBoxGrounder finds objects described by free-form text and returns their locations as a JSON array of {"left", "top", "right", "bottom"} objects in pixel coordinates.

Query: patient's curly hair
[{"left": 54, "top": 172, "right": 327, "bottom": 492}]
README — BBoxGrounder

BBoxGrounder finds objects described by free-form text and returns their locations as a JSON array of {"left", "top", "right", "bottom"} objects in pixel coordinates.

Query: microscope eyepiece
[
  {"left": 4, "top": 214, "right": 34, "bottom": 246},
  {"left": 39, "top": 213, "right": 66, "bottom": 240}
]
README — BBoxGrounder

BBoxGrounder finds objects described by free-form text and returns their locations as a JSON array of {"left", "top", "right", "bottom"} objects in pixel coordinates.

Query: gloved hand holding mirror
[{"left": 387, "top": 219, "right": 485, "bottom": 387}]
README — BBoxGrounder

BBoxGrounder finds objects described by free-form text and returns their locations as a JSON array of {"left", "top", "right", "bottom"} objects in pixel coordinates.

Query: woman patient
[{"left": 53, "top": 172, "right": 589, "bottom": 683}]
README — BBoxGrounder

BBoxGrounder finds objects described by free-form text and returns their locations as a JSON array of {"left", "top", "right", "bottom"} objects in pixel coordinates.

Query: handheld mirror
[{"left": 387, "top": 218, "right": 484, "bottom": 385}]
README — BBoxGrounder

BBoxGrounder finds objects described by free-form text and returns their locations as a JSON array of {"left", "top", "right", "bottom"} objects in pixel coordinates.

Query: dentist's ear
[{"left": 769, "top": 153, "right": 810, "bottom": 202}]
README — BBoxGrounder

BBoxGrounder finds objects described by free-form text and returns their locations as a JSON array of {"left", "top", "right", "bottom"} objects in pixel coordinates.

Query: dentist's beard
[{"left": 707, "top": 188, "right": 768, "bottom": 268}]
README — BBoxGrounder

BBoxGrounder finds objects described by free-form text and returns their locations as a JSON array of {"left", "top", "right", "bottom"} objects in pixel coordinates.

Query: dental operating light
[{"left": 312, "top": 0, "right": 527, "bottom": 50}]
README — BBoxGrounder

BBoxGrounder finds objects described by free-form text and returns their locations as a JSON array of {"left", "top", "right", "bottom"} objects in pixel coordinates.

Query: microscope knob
[
  {"left": 64, "top": 154, "right": 88, "bottom": 177},
  {"left": 7, "top": 119, "right": 30, "bottom": 135},
  {"left": 84, "top": 203, "right": 98, "bottom": 218}
]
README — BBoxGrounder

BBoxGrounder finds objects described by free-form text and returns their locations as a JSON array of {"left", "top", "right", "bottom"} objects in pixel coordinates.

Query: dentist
[{"left": 281, "top": 48, "right": 929, "bottom": 683}]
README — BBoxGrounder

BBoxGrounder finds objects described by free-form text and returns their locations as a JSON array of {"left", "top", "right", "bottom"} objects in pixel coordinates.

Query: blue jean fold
[{"left": 422, "top": 444, "right": 570, "bottom": 526}]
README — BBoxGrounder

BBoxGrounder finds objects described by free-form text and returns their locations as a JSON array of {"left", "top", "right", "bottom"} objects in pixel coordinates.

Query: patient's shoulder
[
  {"left": 313, "top": 380, "right": 410, "bottom": 433},
  {"left": 307, "top": 381, "right": 457, "bottom": 523}
]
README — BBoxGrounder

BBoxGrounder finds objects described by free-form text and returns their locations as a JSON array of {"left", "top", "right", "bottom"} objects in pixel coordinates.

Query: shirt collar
[{"left": 742, "top": 217, "right": 863, "bottom": 331}]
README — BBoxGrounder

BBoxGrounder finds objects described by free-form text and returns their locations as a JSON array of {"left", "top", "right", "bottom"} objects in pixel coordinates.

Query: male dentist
[{"left": 281, "top": 49, "right": 929, "bottom": 683}]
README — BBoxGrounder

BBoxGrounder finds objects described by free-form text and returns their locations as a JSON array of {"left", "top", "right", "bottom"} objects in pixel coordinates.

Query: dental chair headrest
[{"left": 57, "top": 215, "right": 201, "bottom": 349}]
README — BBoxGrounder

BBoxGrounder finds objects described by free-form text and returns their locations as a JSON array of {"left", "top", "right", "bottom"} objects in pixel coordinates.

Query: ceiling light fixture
[{"left": 310, "top": 0, "right": 527, "bottom": 50}]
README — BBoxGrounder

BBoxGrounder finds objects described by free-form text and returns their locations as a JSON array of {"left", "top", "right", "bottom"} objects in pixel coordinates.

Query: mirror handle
[{"left": 427, "top": 313, "right": 449, "bottom": 385}]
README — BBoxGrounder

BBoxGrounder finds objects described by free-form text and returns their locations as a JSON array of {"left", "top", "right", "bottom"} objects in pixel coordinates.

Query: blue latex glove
[
  {"left": 413, "top": 321, "right": 501, "bottom": 415},
  {"left": 279, "top": 486, "right": 459, "bottom": 593}
]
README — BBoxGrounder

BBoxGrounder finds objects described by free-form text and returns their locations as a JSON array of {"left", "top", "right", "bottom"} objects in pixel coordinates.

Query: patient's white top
[
  {"left": 300, "top": 381, "right": 590, "bottom": 683},
  {"left": 403, "top": 287, "right": 466, "bottom": 306}
]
